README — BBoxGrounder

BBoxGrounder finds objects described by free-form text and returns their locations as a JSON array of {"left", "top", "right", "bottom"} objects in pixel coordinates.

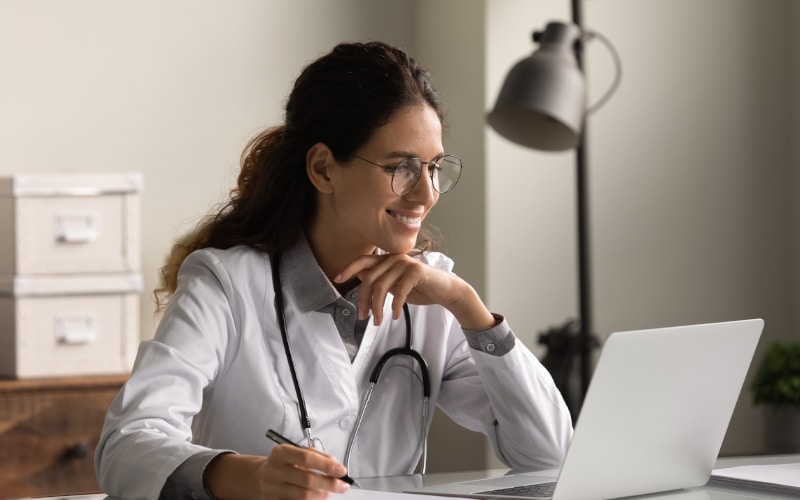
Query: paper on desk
[
  {"left": 344, "top": 488, "right": 467, "bottom": 499},
  {"left": 710, "top": 463, "right": 800, "bottom": 492}
]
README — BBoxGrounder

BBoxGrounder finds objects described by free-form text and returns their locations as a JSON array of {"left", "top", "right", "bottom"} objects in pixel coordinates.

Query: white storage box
[
  {"left": 0, "top": 172, "right": 142, "bottom": 275},
  {"left": 0, "top": 274, "right": 142, "bottom": 378}
]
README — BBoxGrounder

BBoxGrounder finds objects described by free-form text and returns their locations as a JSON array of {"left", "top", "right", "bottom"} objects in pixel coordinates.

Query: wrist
[
  {"left": 447, "top": 282, "right": 496, "bottom": 330},
  {"left": 204, "top": 453, "right": 262, "bottom": 500}
]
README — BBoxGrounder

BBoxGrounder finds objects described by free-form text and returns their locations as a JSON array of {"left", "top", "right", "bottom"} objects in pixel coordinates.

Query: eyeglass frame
[{"left": 352, "top": 154, "right": 463, "bottom": 196}]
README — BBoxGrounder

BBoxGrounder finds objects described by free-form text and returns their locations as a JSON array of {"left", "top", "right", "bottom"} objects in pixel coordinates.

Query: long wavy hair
[{"left": 155, "top": 41, "right": 445, "bottom": 311}]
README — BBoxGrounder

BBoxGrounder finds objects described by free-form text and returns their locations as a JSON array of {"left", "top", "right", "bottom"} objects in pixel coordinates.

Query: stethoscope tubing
[
  {"left": 269, "top": 252, "right": 431, "bottom": 474},
  {"left": 271, "top": 253, "right": 313, "bottom": 432}
]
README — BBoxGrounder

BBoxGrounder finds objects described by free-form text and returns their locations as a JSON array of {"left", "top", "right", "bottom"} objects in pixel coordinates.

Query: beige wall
[{"left": 1, "top": 0, "right": 797, "bottom": 470}]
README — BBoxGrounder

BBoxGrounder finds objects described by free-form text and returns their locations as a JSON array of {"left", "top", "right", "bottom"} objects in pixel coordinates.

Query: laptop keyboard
[{"left": 476, "top": 481, "right": 556, "bottom": 498}]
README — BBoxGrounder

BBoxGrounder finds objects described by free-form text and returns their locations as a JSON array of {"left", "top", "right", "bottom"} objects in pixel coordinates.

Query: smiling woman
[{"left": 93, "top": 40, "right": 573, "bottom": 500}]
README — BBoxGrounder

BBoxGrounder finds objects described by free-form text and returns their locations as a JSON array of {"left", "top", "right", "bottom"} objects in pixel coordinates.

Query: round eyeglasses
[{"left": 353, "top": 154, "right": 462, "bottom": 196}]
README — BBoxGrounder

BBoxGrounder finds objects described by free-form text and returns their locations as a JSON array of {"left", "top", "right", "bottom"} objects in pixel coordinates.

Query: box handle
[
  {"left": 54, "top": 212, "right": 100, "bottom": 243},
  {"left": 55, "top": 315, "right": 98, "bottom": 344}
]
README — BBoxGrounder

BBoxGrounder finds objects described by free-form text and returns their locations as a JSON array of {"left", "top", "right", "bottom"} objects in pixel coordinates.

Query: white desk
[
  {"left": 16, "top": 454, "right": 800, "bottom": 500},
  {"left": 358, "top": 454, "right": 799, "bottom": 499}
]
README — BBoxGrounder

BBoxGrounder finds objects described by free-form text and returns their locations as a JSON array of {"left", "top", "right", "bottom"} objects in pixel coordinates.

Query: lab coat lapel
[{"left": 287, "top": 302, "right": 358, "bottom": 406}]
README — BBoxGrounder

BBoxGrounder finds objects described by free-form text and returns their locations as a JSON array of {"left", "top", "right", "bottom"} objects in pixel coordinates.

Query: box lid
[
  {"left": 0, "top": 273, "right": 143, "bottom": 297},
  {"left": 0, "top": 172, "right": 143, "bottom": 197}
]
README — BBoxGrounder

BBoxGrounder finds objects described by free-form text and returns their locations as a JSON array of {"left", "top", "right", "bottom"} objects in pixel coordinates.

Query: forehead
[{"left": 363, "top": 105, "right": 443, "bottom": 156}]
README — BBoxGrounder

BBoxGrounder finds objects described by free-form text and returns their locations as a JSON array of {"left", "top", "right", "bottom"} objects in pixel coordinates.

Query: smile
[{"left": 388, "top": 210, "right": 421, "bottom": 224}]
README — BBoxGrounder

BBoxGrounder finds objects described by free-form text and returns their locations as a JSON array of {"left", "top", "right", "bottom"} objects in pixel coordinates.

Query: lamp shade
[{"left": 487, "top": 22, "right": 586, "bottom": 151}]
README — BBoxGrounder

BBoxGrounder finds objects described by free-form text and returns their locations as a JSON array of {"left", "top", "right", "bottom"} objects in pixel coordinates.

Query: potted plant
[{"left": 750, "top": 341, "right": 800, "bottom": 453}]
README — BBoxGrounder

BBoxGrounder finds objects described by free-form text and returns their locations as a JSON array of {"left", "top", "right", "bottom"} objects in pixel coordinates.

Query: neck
[{"left": 307, "top": 223, "right": 375, "bottom": 283}]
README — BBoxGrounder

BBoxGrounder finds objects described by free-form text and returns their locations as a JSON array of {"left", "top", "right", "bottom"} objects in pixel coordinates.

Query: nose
[{"left": 404, "top": 165, "right": 438, "bottom": 206}]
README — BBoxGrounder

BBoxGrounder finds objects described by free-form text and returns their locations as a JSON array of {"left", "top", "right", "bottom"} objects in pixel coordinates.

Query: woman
[{"left": 95, "top": 41, "right": 573, "bottom": 500}]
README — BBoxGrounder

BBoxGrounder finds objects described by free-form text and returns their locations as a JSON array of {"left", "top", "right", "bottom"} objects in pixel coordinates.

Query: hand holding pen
[
  {"left": 267, "top": 428, "right": 361, "bottom": 489},
  {"left": 203, "top": 440, "right": 354, "bottom": 500}
]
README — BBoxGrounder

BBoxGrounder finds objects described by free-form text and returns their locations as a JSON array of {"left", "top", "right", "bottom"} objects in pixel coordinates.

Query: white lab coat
[{"left": 95, "top": 245, "right": 572, "bottom": 500}]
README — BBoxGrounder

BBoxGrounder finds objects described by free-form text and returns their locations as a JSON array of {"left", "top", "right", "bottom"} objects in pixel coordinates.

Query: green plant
[{"left": 751, "top": 341, "right": 800, "bottom": 408}]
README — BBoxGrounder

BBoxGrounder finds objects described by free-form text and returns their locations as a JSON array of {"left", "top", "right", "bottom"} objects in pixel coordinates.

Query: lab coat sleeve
[
  {"left": 95, "top": 250, "right": 241, "bottom": 500},
  {"left": 438, "top": 320, "right": 573, "bottom": 471},
  {"left": 415, "top": 251, "right": 572, "bottom": 470}
]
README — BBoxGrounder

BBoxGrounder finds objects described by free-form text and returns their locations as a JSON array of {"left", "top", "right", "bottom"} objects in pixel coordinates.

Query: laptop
[{"left": 407, "top": 319, "right": 764, "bottom": 500}]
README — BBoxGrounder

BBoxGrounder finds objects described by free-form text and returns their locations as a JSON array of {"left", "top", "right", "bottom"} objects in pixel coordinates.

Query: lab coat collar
[{"left": 281, "top": 235, "right": 340, "bottom": 313}]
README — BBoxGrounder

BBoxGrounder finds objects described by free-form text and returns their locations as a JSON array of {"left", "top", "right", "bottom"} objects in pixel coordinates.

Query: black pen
[{"left": 266, "top": 428, "right": 360, "bottom": 487}]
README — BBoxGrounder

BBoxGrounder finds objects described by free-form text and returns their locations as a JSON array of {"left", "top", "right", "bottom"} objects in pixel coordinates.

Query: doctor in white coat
[{"left": 95, "top": 41, "right": 573, "bottom": 500}]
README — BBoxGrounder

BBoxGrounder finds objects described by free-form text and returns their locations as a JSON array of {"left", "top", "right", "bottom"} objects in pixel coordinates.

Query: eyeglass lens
[{"left": 393, "top": 156, "right": 462, "bottom": 195}]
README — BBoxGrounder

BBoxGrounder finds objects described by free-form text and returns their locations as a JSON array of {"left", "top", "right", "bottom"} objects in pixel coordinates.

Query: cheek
[{"left": 338, "top": 191, "right": 386, "bottom": 222}]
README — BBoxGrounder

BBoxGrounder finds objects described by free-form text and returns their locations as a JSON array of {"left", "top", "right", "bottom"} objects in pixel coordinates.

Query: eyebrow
[{"left": 382, "top": 150, "right": 446, "bottom": 161}]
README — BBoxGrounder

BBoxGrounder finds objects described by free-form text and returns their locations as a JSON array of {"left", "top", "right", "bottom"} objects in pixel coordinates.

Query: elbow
[
  {"left": 94, "top": 426, "right": 115, "bottom": 494},
  {"left": 496, "top": 415, "right": 574, "bottom": 471}
]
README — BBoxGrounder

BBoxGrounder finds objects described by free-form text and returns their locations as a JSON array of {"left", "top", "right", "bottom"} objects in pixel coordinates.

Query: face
[{"left": 322, "top": 105, "right": 443, "bottom": 255}]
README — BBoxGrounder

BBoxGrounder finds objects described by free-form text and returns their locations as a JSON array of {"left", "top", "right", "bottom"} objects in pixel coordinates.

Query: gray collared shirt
[{"left": 281, "top": 236, "right": 368, "bottom": 361}]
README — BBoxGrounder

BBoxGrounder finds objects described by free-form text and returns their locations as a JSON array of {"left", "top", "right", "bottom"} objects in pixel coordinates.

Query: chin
[{"left": 381, "top": 239, "right": 417, "bottom": 255}]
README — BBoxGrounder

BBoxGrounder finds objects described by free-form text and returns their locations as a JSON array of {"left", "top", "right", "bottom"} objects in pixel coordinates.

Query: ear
[{"left": 306, "top": 142, "right": 335, "bottom": 194}]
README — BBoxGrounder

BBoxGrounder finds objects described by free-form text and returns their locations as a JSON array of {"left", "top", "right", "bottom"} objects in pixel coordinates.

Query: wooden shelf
[
  {"left": 0, "top": 374, "right": 127, "bottom": 499},
  {"left": 0, "top": 374, "right": 128, "bottom": 392}
]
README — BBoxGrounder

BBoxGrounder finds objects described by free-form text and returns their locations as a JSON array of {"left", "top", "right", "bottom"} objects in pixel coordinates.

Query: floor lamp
[{"left": 487, "top": 3, "right": 617, "bottom": 414}]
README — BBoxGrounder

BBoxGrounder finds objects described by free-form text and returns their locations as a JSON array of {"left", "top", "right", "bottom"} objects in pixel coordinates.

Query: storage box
[
  {"left": 0, "top": 172, "right": 143, "bottom": 378},
  {"left": 0, "top": 172, "right": 142, "bottom": 275},
  {"left": 0, "top": 274, "right": 142, "bottom": 377}
]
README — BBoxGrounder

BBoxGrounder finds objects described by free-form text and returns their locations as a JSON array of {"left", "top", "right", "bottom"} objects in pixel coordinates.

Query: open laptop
[{"left": 407, "top": 319, "right": 764, "bottom": 500}]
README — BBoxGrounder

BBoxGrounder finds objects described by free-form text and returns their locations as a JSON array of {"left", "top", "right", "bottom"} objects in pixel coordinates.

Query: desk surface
[{"left": 16, "top": 454, "right": 800, "bottom": 500}]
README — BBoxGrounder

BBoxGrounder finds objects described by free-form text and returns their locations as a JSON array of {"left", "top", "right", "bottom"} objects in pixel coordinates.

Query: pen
[{"left": 266, "top": 428, "right": 360, "bottom": 487}]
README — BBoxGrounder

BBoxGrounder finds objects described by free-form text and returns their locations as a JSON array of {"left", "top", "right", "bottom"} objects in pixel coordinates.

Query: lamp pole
[
  {"left": 572, "top": 0, "right": 593, "bottom": 404},
  {"left": 486, "top": 1, "right": 605, "bottom": 411}
]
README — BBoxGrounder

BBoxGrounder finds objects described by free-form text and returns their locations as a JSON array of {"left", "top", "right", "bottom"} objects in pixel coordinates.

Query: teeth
[{"left": 390, "top": 211, "right": 421, "bottom": 224}]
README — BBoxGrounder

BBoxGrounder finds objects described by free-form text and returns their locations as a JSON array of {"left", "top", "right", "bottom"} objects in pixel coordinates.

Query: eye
[
  {"left": 393, "top": 160, "right": 415, "bottom": 175},
  {"left": 428, "top": 157, "right": 445, "bottom": 172}
]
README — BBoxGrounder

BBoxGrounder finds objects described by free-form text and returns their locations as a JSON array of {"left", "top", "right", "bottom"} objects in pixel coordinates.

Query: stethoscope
[{"left": 270, "top": 253, "right": 432, "bottom": 473}]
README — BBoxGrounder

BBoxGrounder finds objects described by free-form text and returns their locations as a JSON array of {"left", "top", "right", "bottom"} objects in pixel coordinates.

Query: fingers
[
  {"left": 360, "top": 261, "right": 410, "bottom": 325},
  {"left": 265, "top": 444, "right": 350, "bottom": 498},
  {"left": 337, "top": 255, "right": 421, "bottom": 325},
  {"left": 334, "top": 254, "right": 378, "bottom": 284},
  {"left": 299, "top": 445, "right": 349, "bottom": 479}
]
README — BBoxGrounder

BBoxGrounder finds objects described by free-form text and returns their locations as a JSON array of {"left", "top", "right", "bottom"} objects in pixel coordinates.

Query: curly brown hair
[{"left": 155, "top": 41, "right": 446, "bottom": 311}]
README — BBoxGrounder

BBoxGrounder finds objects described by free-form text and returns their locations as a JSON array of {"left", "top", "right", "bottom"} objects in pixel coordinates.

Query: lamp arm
[{"left": 583, "top": 29, "right": 624, "bottom": 115}]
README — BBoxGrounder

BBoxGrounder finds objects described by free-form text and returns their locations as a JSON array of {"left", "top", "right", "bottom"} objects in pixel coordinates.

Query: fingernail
[
  {"left": 335, "top": 480, "right": 350, "bottom": 493},
  {"left": 332, "top": 464, "right": 347, "bottom": 477},
  {"left": 333, "top": 273, "right": 342, "bottom": 282}
]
